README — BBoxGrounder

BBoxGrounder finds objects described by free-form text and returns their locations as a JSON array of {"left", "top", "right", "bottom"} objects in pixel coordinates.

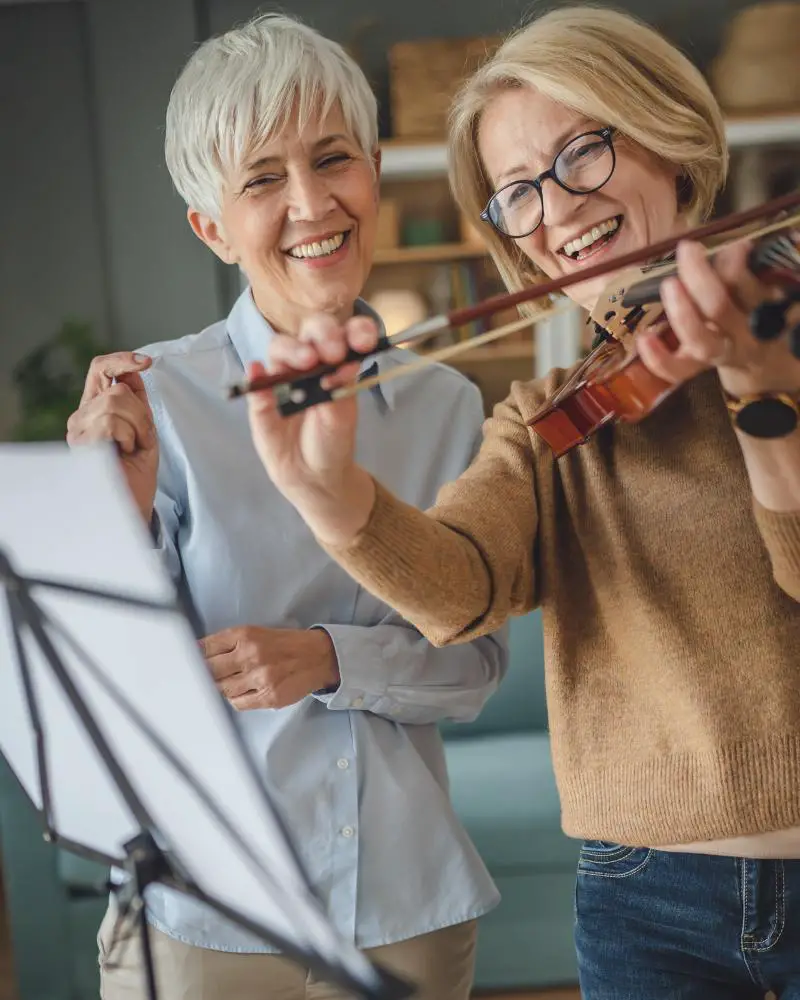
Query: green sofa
[
  {"left": 0, "top": 610, "right": 578, "bottom": 1000},
  {"left": 0, "top": 757, "right": 107, "bottom": 1000},
  {"left": 441, "top": 610, "right": 581, "bottom": 990}
]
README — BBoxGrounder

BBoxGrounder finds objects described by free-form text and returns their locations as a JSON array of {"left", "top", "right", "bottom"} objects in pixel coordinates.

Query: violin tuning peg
[{"left": 750, "top": 300, "right": 790, "bottom": 342}]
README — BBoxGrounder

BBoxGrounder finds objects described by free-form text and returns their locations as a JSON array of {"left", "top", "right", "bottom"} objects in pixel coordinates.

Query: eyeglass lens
[{"left": 488, "top": 131, "right": 614, "bottom": 237}]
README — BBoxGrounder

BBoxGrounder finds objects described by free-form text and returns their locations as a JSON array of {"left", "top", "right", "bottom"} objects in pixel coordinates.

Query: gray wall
[
  {"left": 0, "top": 1, "right": 107, "bottom": 438},
  {"left": 0, "top": 0, "right": 771, "bottom": 439}
]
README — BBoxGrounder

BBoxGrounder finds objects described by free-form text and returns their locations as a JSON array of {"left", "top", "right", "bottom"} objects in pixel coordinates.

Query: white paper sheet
[{"left": 0, "top": 442, "right": 385, "bottom": 993}]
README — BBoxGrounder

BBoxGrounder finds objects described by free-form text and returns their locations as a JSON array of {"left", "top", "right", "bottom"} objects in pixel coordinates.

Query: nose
[
  {"left": 285, "top": 168, "right": 336, "bottom": 222},
  {"left": 540, "top": 177, "right": 587, "bottom": 228}
]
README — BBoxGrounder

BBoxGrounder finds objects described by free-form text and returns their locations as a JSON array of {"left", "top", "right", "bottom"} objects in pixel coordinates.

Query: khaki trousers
[{"left": 98, "top": 903, "right": 477, "bottom": 1000}]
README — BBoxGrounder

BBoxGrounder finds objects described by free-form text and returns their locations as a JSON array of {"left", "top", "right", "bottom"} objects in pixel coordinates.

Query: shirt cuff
[{"left": 309, "top": 624, "right": 389, "bottom": 710}]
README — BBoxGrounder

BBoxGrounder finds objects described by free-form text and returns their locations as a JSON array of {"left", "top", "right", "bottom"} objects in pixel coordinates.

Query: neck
[{"left": 251, "top": 286, "right": 357, "bottom": 337}]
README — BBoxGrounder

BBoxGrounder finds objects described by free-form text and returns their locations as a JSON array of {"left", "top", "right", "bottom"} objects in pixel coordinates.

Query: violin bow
[{"left": 227, "top": 190, "right": 800, "bottom": 414}]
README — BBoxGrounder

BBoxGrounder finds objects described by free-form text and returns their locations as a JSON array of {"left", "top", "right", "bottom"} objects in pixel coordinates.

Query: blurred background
[
  {"left": 1, "top": 0, "right": 800, "bottom": 434},
  {"left": 0, "top": 2, "right": 798, "bottom": 998}
]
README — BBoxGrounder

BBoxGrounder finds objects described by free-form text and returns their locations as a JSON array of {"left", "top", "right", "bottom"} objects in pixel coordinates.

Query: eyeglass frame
[{"left": 480, "top": 126, "right": 618, "bottom": 239}]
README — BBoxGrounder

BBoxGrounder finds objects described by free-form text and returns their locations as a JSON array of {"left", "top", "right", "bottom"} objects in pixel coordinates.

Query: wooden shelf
[
  {"left": 380, "top": 112, "right": 800, "bottom": 179},
  {"left": 373, "top": 242, "right": 487, "bottom": 265},
  {"left": 416, "top": 343, "right": 534, "bottom": 363}
]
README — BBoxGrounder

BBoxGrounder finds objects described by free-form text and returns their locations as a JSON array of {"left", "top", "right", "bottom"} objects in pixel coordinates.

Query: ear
[
  {"left": 371, "top": 147, "right": 382, "bottom": 201},
  {"left": 187, "top": 207, "right": 240, "bottom": 265}
]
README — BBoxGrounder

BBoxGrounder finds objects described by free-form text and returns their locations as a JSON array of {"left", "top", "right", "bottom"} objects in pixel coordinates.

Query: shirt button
[
  {"left": 341, "top": 826, "right": 355, "bottom": 839},
  {"left": 352, "top": 697, "right": 364, "bottom": 708},
  {"left": 337, "top": 758, "right": 350, "bottom": 770}
]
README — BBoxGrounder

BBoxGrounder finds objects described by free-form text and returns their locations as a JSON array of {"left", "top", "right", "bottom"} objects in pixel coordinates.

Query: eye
[
  {"left": 244, "top": 174, "right": 283, "bottom": 191},
  {"left": 507, "top": 182, "right": 535, "bottom": 207},
  {"left": 317, "top": 153, "right": 352, "bottom": 170}
]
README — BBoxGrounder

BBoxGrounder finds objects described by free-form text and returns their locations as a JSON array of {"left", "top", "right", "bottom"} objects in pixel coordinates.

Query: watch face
[{"left": 737, "top": 397, "right": 799, "bottom": 438}]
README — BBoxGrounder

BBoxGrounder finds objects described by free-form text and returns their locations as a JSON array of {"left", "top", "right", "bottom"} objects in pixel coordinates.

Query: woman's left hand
[{"left": 635, "top": 238, "right": 800, "bottom": 397}]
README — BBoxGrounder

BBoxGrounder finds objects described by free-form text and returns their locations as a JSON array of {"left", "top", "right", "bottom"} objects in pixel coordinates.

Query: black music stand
[{"left": 0, "top": 442, "right": 413, "bottom": 1000}]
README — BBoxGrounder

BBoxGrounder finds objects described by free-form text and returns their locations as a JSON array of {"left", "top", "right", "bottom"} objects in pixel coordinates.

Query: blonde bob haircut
[
  {"left": 449, "top": 6, "right": 729, "bottom": 299},
  {"left": 165, "top": 13, "right": 379, "bottom": 220}
]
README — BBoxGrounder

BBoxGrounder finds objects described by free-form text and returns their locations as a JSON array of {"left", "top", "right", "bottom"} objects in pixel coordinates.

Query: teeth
[
  {"left": 561, "top": 217, "right": 619, "bottom": 258},
  {"left": 288, "top": 232, "right": 346, "bottom": 259}
]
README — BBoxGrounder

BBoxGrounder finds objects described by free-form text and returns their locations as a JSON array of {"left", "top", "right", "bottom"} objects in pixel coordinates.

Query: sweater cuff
[
  {"left": 753, "top": 499, "right": 800, "bottom": 601},
  {"left": 319, "top": 478, "right": 422, "bottom": 579}
]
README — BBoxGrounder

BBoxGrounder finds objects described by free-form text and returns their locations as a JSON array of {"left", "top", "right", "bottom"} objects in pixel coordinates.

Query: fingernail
[{"left": 133, "top": 353, "right": 150, "bottom": 363}]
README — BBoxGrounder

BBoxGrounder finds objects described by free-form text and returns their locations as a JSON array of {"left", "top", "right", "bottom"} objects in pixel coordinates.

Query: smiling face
[
  {"left": 477, "top": 87, "right": 685, "bottom": 310},
  {"left": 189, "top": 103, "right": 379, "bottom": 333}
]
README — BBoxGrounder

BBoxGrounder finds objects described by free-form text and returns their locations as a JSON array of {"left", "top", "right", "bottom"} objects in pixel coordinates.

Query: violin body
[
  {"left": 529, "top": 222, "right": 800, "bottom": 458},
  {"left": 529, "top": 335, "right": 680, "bottom": 457}
]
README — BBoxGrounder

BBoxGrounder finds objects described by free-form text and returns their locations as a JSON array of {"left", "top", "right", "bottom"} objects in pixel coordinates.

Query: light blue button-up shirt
[{"left": 136, "top": 289, "right": 506, "bottom": 952}]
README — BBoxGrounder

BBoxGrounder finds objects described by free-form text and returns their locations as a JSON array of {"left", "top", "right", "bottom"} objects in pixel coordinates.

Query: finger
[
  {"left": 245, "top": 362, "right": 289, "bottom": 436},
  {"left": 712, "top": 239, "right": 766, "bottom": 314},
  {"left": 297, "top": 314, "right": 352, "bottom": 366},
  {"left": 103, "top": 383, "right": 155, "bottom": 449},
  {"left": 673, "top": 241, "right": 742, "bottom": 334},
  {"left": 205, "top": 651, "right": 243, "bottom": 682},
  {"left": 67, "top": 411, "right": 140, "bottom": 455},
  {"left": 267, "top": 336, "right": 320, "bottom": 374},
  {"left": 636, "top": 327, "right": 706, "bottom": 385},
  {"left": 199, "top": 629, "right": 239, "bottom": 659},
  {"left": 344, "top": 315, "right": 382, "bottom": 354},
  {"left": 114, "top": 370, "right": 151, "bottom": 405},
  {"left": 215, "top": 673, "right": 254, "bottom": 700},
  {"left": 68, "top": 384, "right": 154, "bottom": 452},
  {"left": 660, "top": 276, "right": 733, "bottom": 367},
  {"left": 319, "top": 361, "right": 363, "bottom": 391},
  {"left": 230, "top": 691, "right": 271, "bottom": 712},
  {"left": 80, "top": 352, "right": 151, "bottom": 406}
]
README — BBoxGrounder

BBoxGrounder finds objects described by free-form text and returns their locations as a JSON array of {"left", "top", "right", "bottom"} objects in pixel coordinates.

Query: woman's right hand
[
  {"left": 66, "top": 352, "right": 158, "bottom": 524},
  {"left": 246, "top": 313, "right": 378, "bottom": 545}
]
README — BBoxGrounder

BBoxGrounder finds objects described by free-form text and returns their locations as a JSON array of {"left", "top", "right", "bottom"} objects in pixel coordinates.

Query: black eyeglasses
[{"left": 481, "top": 126, "right": 617, "bottom": 239}]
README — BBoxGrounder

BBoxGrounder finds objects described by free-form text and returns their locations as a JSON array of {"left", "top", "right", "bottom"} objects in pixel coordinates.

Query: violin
[
  {"left": 528, "top": 222, "right": 800, "bottom": 457},
  {"left": 227, "top": 191, "right": 800, "bottom": 442}
]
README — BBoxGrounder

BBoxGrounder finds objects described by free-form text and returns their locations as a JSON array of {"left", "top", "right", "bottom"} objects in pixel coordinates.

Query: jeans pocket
[{"left": 578, "top": 840, "right": 652, "bottom": 878}]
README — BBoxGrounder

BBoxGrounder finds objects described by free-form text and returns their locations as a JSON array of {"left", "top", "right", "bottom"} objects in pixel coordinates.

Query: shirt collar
[{"left": 226, "top": 288, "right": 396, "bottom": 411}]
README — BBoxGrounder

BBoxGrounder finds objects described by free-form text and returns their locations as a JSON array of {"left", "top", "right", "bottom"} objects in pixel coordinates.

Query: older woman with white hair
[
  {"left": 245, "top": 7, "right": 800, "bottom": 999},
  {"left": 67, "top": 12, "right": 508, "bottom": 1000}
]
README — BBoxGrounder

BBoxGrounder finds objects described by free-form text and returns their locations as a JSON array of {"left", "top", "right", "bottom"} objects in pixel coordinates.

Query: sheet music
[{"left": 0, "top": 442, "right": 381, "bottom": 990}]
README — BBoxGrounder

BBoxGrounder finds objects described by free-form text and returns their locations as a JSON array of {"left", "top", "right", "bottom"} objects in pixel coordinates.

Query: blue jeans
[{"left": 575, "top": 843, "right": 800, "bottom": 999}]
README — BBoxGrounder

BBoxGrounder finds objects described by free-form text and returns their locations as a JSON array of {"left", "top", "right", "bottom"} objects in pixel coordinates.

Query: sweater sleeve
[
  {"left": 318, "top": 391, "right": 540, "bottom": 646},
  {"left": 753, "top": 500, "right": 800, "bottom": 602}
]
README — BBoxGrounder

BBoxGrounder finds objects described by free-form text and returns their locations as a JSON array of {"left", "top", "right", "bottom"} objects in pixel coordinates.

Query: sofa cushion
[
  {"left": 440, "top": 611, "right": 548, "bottom": 740},
  {"left": 444, "top": 731, "right": 580, "bottom": 870},
  {"left": 57, "top": 848, "right": 109, "bottom": 892}
]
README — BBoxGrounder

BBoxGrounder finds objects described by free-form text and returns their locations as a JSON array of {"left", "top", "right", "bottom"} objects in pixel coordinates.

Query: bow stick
[{"left": 228, "top": 190, "right": 800, "bottom": 414}]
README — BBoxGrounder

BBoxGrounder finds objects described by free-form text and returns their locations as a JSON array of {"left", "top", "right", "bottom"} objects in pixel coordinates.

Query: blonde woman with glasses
[{"left": 245, "top": 7, "right": 800, "bottom": 999}]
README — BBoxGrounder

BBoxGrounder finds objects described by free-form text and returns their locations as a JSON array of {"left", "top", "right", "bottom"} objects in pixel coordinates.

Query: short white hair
[{"left": 165, "top": 13, "right": 379, "bottom": 219}]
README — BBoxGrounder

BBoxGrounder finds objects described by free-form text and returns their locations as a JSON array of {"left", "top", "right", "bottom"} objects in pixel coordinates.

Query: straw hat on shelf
[{"left": 710, "top": 1, "right": 800, "bottom": 114}]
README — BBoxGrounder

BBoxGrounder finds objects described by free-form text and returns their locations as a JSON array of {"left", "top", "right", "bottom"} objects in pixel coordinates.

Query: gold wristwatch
[{"left": 724, "top": 390, "right": 800, "bottom": 439}]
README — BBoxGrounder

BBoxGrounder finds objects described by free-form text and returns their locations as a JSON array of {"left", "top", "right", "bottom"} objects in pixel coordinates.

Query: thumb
[
  {"left": 115, "top": 369, "right": 151, "bottom": 404},
  {"left": 245, "top": 361, "right": 283, "bottom": 434},
  {"left": 81, "top": 352, "right": 152, "bottom": 405}
]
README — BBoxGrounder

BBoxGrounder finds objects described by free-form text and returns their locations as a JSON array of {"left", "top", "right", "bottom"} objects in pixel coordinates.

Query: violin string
[{"left": 755, "top": 235, "right": 800, "bottom": 270}]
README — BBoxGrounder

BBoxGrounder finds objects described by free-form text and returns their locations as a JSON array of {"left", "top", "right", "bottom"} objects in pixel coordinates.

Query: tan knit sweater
[{"left": 322, "top": 367, "right": 800, "bottom": 846}]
